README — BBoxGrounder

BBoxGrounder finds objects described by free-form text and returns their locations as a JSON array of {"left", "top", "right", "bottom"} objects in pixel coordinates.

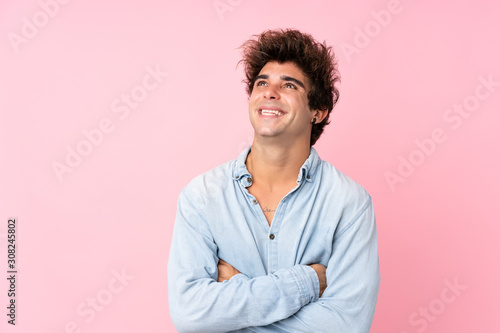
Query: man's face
[{"left": 248, "top": 61, "right": 314, "bottom": 144}]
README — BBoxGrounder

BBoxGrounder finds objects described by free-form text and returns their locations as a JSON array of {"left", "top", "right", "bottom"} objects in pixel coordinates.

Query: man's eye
[
  {"left": 284, "top": 83, "right": 296, "bottom": 89},
  {"left": 256, "top": 81, "right": 267, "bottom": 86}
]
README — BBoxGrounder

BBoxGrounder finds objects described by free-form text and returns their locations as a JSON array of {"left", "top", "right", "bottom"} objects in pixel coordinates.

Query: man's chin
[{"left": 254, "top": 129, "right": 281, "bottom": 139}]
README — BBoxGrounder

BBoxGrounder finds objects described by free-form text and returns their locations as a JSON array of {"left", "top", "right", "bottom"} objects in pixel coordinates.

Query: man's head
[{"left": 240, "top": 29, "right": 340, "bottom": 146}]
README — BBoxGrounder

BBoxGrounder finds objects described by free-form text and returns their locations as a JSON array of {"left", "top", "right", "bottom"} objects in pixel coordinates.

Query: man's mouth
[{"left": 258, "top": 107, "right": 285, "bottom": 116}]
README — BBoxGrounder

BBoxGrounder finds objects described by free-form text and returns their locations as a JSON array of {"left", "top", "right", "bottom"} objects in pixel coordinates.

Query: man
[{"left": 168, "top": 29, "right": 380, "bottom": 332}]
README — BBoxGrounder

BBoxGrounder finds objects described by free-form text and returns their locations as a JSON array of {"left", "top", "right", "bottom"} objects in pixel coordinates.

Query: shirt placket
[
  {"left": 267, "top": 196, "right": 288, "bottom": 274},
  {"left": 236, "top": 170, "right": 309, "bottom": 274},
  {"left": 267, "top": 176, "right": 308, "bottom": 273}
]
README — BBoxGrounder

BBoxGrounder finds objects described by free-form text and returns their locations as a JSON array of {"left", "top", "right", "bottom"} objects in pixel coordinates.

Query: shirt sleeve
[
  {"left": 238, "top": 197, "right": 381, "bottom": 333},
  {"left": 167, "top": 190, "right": 320, "bottom": 333}
]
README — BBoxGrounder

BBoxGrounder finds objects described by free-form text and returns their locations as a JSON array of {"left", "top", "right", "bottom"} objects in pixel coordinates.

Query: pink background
[{"left": 1, "top": 0, "right": 499, "bottom": 332}]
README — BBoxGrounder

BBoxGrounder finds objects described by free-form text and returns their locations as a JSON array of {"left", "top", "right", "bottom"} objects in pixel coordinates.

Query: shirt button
[
  {"left": 269, "top": 234, "right": 275, "bottom": 240},
  {"left": 252, "top": 199, "right": 258, "bottom": 204},
  {"left": 306, "top": 174, "right": 310, "bottom": 179},
  {"left": 248, "top": 177, "right": 253, "bottom": 183},
  {"left": 235, "top": 175, "right": 240, "bottom": 179}
]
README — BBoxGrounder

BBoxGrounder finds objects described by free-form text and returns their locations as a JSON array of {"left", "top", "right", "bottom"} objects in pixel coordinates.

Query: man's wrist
[
  {"left": 289, "top": 265, "right": 320, "bottom": 305},
  {"left": 304, "top": 265, "right": 321, "bottom": 300}
]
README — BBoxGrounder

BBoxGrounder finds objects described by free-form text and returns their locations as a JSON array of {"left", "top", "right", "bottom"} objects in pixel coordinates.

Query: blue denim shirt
[{"left": 168, "top": 146, "right": 380, "bottom": 333}]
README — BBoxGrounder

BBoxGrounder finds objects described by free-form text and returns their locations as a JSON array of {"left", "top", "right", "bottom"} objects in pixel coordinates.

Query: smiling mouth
[{"left": 258, "top": 108, "right": 285, "bottom": 116}]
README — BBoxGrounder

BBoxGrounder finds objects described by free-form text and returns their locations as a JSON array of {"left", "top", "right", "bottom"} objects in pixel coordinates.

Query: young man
[{"left": 168, "top": 29, "right": 380, "bottom": 332}]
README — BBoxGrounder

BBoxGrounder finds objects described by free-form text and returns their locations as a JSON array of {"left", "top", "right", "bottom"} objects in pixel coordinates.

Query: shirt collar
[
  {"left": 233, "top": 146, "right": 252, "bottom": 182},
  {"left": 233, "top": 146, "right": 321, "bottom": 184}
]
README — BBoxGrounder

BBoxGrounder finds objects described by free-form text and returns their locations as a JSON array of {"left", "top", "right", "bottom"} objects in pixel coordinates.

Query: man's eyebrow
[
  {"left": 280, "top": 75, "right": 305, "bottom": 89},
  {"left": 254, "top": 74, "right": 306, "bottom": 89}
]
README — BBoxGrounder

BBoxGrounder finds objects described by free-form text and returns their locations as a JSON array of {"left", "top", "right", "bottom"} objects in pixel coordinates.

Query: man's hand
[
  {"left": 217, "top": 259, "right": 241, "bottom": 282},
  {"left": 309, "top": 264, "right": 327, "bottom": 297}
]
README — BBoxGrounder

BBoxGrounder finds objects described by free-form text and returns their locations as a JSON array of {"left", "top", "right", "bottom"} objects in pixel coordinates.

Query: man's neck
[{"left": 245, "top": 137, "right": 311, "bottom": 191}]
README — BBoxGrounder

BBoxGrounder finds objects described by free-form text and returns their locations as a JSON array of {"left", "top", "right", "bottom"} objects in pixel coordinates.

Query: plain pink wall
[{"left": 1, "top": 0, "right": 499, "bottom": 332}]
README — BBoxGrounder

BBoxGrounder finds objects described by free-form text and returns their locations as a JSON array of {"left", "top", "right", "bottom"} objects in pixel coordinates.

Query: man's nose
[{"left": 264, "top": 85, "right": 280, "bottom": 100}]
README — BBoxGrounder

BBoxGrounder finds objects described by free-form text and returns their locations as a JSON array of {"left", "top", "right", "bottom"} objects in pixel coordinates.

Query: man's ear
[{"left": 312, "top": 109, "right": 328, "bottom": 124}]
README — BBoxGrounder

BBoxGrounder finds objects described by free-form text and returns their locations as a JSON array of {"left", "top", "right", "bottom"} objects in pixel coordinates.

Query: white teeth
[{"left": 261, "top": 109, "right": 283, "bottom": 116}]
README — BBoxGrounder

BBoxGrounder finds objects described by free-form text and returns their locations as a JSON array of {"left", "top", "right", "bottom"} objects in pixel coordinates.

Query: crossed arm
[
  {"left": 168, "top": 191, "right": 380, "bottom": 332},
  {"left": 218, "top": 259, "right": 327, "bottom": 298}
]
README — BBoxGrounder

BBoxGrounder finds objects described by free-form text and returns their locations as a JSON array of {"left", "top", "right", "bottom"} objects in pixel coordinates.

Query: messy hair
[
  {"left": 240, "top": 29, "right": 340, "bottom": 145},
  {"left": 241, "top": 29, "right": 340, "bottom": 146}
]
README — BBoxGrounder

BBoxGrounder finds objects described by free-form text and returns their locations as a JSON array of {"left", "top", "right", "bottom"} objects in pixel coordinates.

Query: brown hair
[{"left": 240, "top": 29, "right": 340, "bottom": 145}]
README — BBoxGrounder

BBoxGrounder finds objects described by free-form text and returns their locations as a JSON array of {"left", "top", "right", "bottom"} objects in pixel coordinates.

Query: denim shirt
[{"left": 168, "top": 146, "right": 380, "bottom": 333}]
